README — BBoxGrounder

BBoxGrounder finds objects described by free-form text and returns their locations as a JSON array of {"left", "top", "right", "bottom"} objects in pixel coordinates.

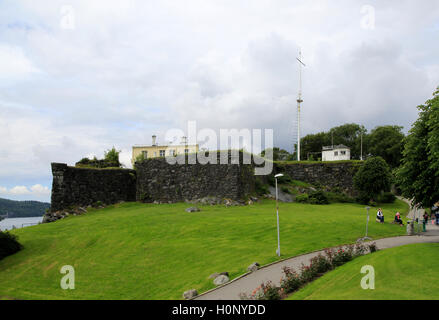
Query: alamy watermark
[
  {"left": 159, "top": 121, "right": 274, "bottom": 175},
  {"left": 360, "top": 265, "right": 375, "bottom": 290},
  {"left": 60, "top": 5, "right": 76, "bottom": 30},
  {"left": 60, "top": 265, "right": 75, "bottom": 290},
  {"left": 360, "top": 5, "right": 375, "bottom": 30}
]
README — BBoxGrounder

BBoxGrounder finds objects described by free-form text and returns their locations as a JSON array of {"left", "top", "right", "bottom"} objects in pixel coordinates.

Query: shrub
[
  {"left": 309, "top": 253, "right": 332, "bottom": 274},
  {"left": 353, "top": 243, "right": 368, "bottom": 257},
  {"left": 242, "top": 281, "right": 284, "bottom": 300},
  {"left": 295, "top": 193, "right": 309, "bottom": 203},
  {"left": 280, "top": 267, "right": 302, "bottom": 293},
  {"left": 281, "top": 186, "right": 291, "bottom": 194},
  {"left": 255, "top": 179, "right": 270, "bottom": 196},
  {"left": 0, "top": 231, "right": 23, "bottom": 260},
  {"left": 277, "top": 174, "right": 293, "bottom": 184},
  {"left": 268, "top": 176, "right": 275, "bottom": 187},
  {"left": 104, "top": 147, "right": 121, "bottom": 164},
  {"left": 327, "top": 192, "right": 355, "bottom": 203},
  {"left": 368, "top": 242, "right": 378, "bottom": 253},
  {"left": 377, "top": 192, "right": 396, "bottom": 204},
  {"left": 331, "top": 248, "right": 353, "bottom": 267},
  {"left": 243, "top": 244, "right": 371, "bottom": 300},
  {"left": 308, "top": 190, "right": 329, "bottom": 205},
  {"left": 299, "top": 264, "right": 318, "bottom": 283},
  {"left": 368, "top": 200, "right": 378, "bottom": 207},
  {"left": 94, "top": 201, "right": 103, "bottom": 208}
]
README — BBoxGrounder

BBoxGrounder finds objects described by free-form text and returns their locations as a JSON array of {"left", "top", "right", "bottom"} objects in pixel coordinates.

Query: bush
[
  {"left": 0, "top": 231, "right": 23, "bottom": 261},
  {"left": 295, "top": 193, "right": 309, "bottom": 203},
  {"left": 104, "top": 147, "right": 121, "bottom": 164},
  {"left": 243, "top": 243, "right": 372, "bottom": 300},
  {"left": 299, "top": 264, "right": 318, "bottom": 283},
  {"left": 281, "top": 186, "right": 291, "bottom": 194},
  {"left": 309, "top": 253, "right": 332, "bottom": 274},
  {"left": 255, "top": 179, "right": 270, "bottom": 196},
  {"left": 308, "top": 190, "right": 329, "bottom": 205},
  {"left": 368, "top": 242, "right": 378, "bottom": 253},
  {"left": 268, "top": 176, "right": 275, "bottom": 187},
  {"left": 327, "top": 192, "right": 355, "bottom": 203},
  {"left": 377, "top": 192, "right": 396, "bottom": 204},
  {"left": 277, "top": 174, "right": 293, "bottom": 184},
  {"left": 241, "top": 281, "right": 284, "bottom": 300},
  {"left": 280, "top": 267, "right": 302, "bottom": 293}
]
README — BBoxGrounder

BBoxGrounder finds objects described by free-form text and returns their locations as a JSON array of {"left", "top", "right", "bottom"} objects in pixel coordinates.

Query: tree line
[
  {"left": 0, "top": 198, "right": 51, "bottom": 218},
  {"left": 262, "top": 123, "right": 405, "bottom": 168}
]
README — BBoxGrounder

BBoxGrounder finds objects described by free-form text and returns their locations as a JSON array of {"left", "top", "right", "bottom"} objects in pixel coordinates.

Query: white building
[{"left": 322, "top": 145, "right": 351, "bottom": 161}]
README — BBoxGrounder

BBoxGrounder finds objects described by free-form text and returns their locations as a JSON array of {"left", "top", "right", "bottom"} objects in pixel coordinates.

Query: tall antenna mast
[{"left": 296, "top": 49, "right": 305, "bottom": 161}]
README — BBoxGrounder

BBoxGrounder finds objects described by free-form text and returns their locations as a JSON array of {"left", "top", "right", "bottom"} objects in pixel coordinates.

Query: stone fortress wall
[{"left": 50, "top": 152, "right": 360, "bottom": 211}]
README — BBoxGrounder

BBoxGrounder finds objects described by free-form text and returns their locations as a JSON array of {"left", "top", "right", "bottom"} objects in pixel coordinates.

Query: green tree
[
  {"left": 366, "top": 126, "right": 405, "bottom": 168},
  {"left": 261, "top": 148, "right": 292, "bottom": 161},
  {"left": 328, "top": 123, "right": 367, "bottom": 160},
  {"left": 300, "top": 132, "right": 330, "bottom": 160},
  {"left": 295, "top": 123, "right": 367, "bottom": 161},
  {"left": 396, "top": 88, "right": 439, "bottom": 208},
  {"left": 104, "top": 147, "right": 121, "bottom": 167},
  {"left": 354, "top": 156, "right": 392, "bottom": 202}
]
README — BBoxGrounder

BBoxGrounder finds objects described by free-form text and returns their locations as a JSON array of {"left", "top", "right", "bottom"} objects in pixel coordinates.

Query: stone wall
[
  {"left": 50, "top": 163, "right": 136, "bottom": 211},
  {"left": 50, "top": 157, "right": 361, "bottom": 211},
  {"left": 274, "top": 161, "right": 362, "bottom": 195},
  {"left": 135, "top": 153, "right": 255, "bottom": 203}
]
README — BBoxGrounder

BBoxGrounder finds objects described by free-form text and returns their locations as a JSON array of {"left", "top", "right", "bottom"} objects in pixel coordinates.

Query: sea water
[{"left": 0, "top": 217, "right": 43, "bottom": 231}]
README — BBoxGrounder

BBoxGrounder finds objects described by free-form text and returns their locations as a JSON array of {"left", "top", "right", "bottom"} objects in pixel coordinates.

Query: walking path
[{"left": 195, "top": 205, "right": 439, "bottom": 300}]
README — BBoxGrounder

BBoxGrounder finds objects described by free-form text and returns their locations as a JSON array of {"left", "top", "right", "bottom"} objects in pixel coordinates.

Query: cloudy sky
[{"left": 0, "top": 0, "right": 438, "bottom": 202}]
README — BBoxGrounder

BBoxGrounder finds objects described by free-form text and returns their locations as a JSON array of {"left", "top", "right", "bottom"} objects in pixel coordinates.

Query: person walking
[{"left": 423, "top": 212, "right": 429, "bottom": 232}]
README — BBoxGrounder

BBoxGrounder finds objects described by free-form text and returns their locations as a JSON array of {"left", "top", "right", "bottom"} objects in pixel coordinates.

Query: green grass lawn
[
  {"left": 0, "top": 200, "right": 408, "bottom": 300},
  {"left": 288, "top": 243, "right": 439, "bottom": 300}
]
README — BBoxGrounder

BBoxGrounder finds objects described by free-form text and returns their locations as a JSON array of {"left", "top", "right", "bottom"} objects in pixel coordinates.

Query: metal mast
[{"left": 296, "top": 49, "right": 305, "bottom": 161}]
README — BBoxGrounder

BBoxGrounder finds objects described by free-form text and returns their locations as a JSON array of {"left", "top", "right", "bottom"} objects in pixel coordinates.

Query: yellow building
[{"left": 132, "top": 135, "right": 199, "bottom": 165}]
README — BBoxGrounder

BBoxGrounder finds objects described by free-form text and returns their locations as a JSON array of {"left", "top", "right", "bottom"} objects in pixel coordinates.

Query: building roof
[{"left": 322, "top": 144, "right": 350, "bottom": 151}]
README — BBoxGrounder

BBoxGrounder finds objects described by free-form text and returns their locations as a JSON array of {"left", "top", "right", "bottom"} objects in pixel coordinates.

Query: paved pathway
[{"left": 195, "top": 223, "right": 439, "bottom": 300}]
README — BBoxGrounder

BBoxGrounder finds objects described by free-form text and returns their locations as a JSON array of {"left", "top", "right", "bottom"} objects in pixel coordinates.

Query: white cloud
[
  {"left": 0, "top": 44, "right": 39, "bottom": 82},
  {"left": 30, "top": 184, "right": 51, "bottom": 195},
  {"left": 9, "top": 186, "right": 31, "bottom": 195},
  {"left": 0, "top": 185, "right": 50, "bottom": 196}
]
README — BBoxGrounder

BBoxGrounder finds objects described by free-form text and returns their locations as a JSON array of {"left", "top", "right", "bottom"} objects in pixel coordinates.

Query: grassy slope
[
  {"left": 0, "top": 200, "right": 408, "bottom": 300},
  {"left": 289, "top": 243, "right": 439, "bottom": 300}
]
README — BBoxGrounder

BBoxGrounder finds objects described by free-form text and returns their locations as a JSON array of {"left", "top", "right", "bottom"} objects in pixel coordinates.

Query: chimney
[{"left": 152, "top": 135, "right": 157, "bottom": 146}]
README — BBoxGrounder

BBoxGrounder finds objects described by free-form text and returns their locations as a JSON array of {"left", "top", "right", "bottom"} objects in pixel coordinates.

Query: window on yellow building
[{"left": 159, "top": 150, "right": 165, "bottom": 157}]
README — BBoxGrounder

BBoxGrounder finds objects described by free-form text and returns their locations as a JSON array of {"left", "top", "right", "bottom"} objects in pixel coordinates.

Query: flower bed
[{"left": 240, "top": 242, "right": 377, "bottom": 300}]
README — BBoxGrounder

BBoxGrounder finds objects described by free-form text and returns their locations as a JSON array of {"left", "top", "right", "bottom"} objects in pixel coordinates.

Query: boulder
[
  {"left": 219, "top": 272, "right": 229, "bottom": 277},
  {"left": 213, "top": 275, "right": 230, "bottom": 286},
  {"left": 208, "top": 273, "right": 220, "bottom": 279},
  {"left": 183, "top": 289, "right": 198, "bottom": 300},
  {"left": 185, "top": 207, "right": 201, "bottom": 213},
  {"left": 247, "top": 262, "right": 260, "bottom": 273}
]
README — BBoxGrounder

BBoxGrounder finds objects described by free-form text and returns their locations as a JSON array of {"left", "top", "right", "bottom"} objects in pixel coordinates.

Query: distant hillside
[{"left": 0, "top": 198, "right": 50, "bottom": 218}]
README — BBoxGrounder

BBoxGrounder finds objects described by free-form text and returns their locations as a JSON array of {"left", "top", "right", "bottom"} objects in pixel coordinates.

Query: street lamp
[
  {"left": 275, "top": 174, "right": 284, "bottom": 257},
  {"left": 358, "top": 206, "right": 372, "bottom": 242}
]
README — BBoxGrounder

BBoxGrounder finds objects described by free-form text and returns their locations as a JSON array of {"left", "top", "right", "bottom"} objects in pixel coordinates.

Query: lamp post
[
  {"left": 275, "top": 174, "right": 284, "bottom": 257},
  {"left": 365, "top": 206, "right": 370, "bottom": 238},
  {"left": 358, "top": 206, "right": 372, "bottom": 242}
]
